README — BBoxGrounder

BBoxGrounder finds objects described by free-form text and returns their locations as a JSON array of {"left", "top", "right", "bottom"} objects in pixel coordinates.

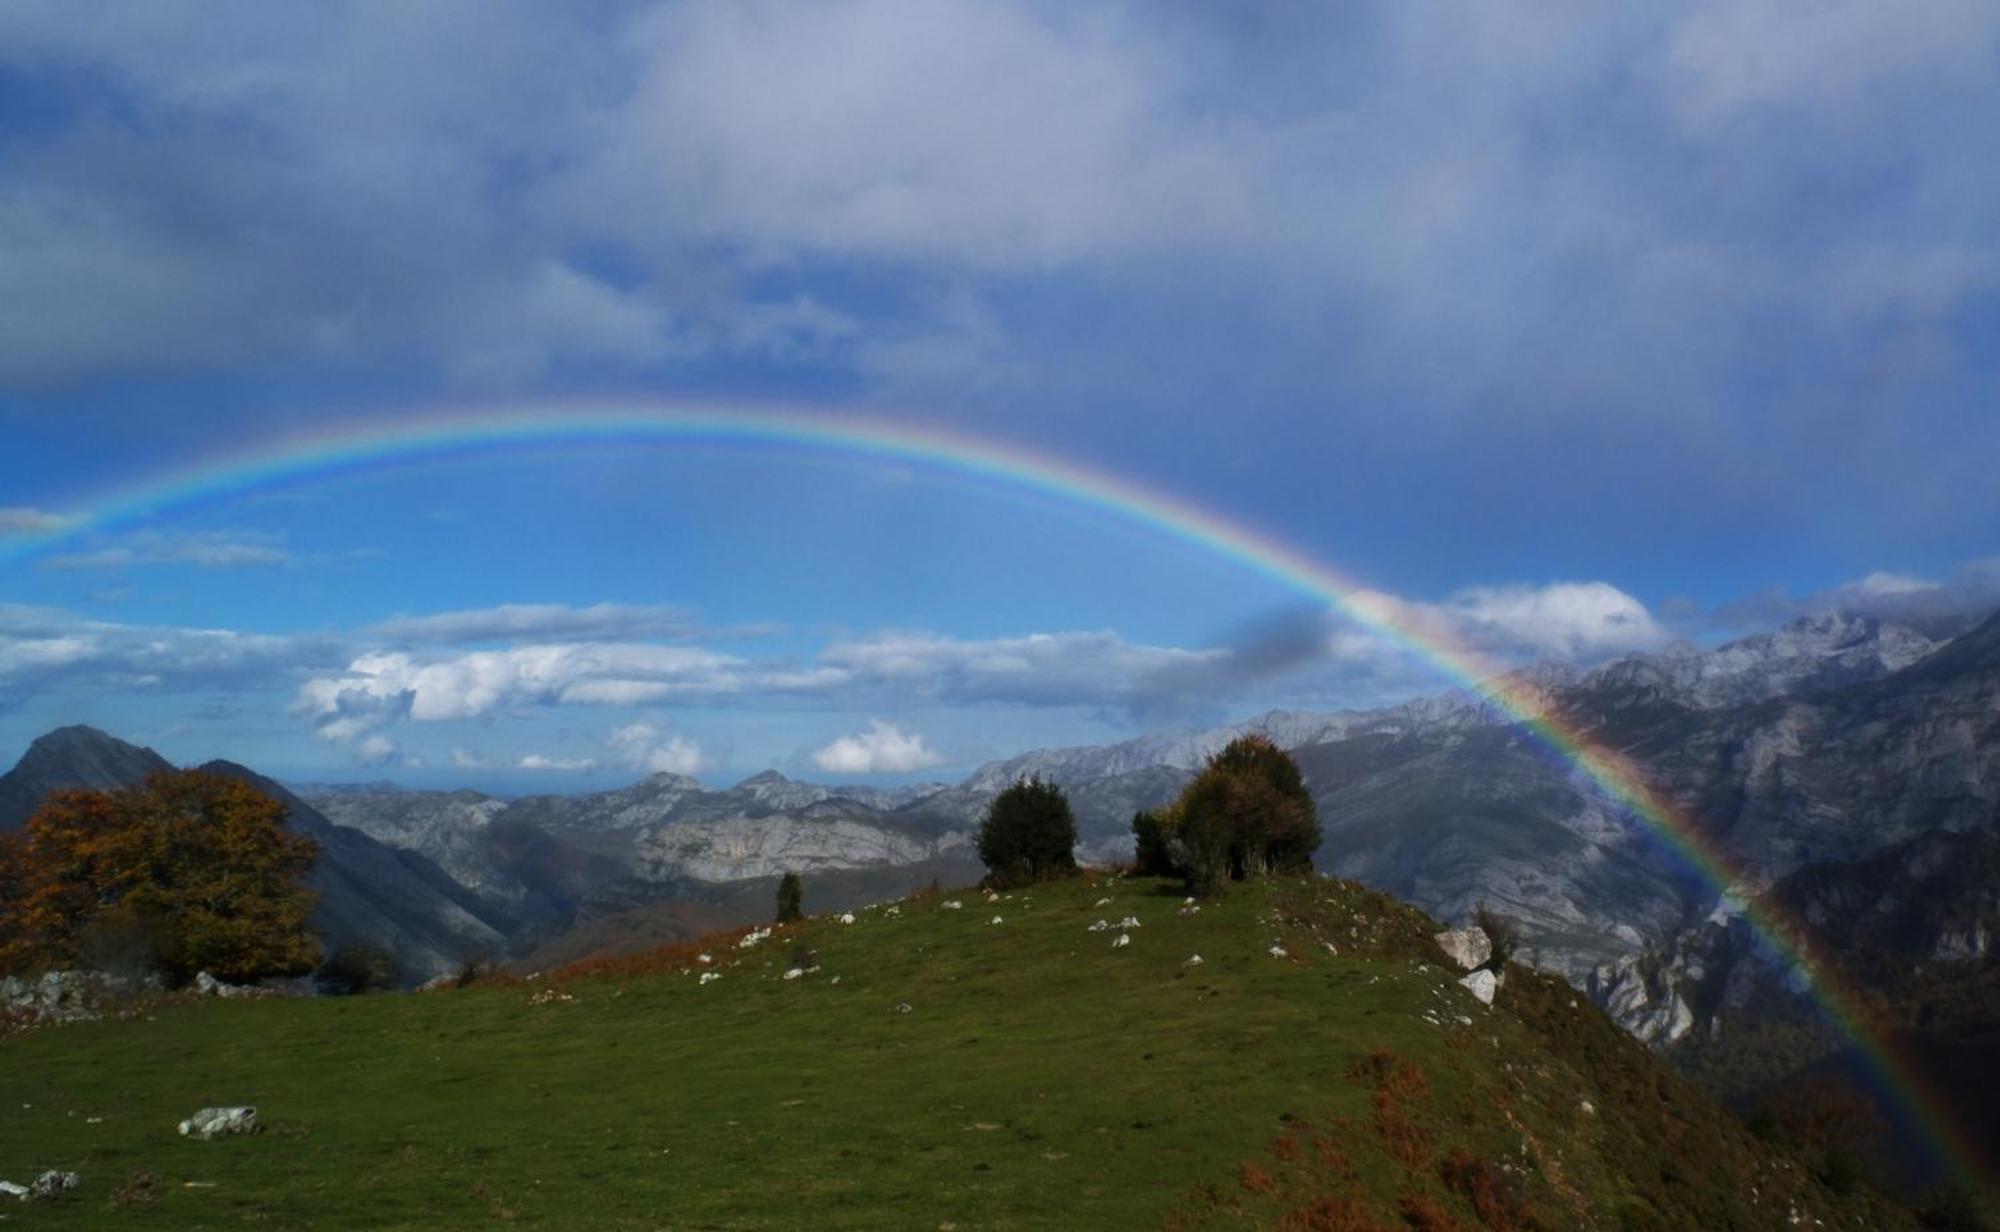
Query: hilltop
[{"left": 0, "top": 874, "right": 1915, "bottom": 1230}]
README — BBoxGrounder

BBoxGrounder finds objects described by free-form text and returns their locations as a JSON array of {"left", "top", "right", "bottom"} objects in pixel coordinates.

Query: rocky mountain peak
[{"left": 0, "top": 725, "right": 174, "bottom": 829}]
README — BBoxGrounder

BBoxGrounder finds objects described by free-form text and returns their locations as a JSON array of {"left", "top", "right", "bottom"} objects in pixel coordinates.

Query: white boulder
[
  {"left": 1433, "top": 927, "right": 1492, "bottom": 972},
  {"left": 28, "top": 1171, "right": 79, "bottom": 1201},
  {"left": 1459, "top": 969, "right": 1498, "bottom": 1005},
  {"left": 179, "top": 1106, "right": 258, "bottom": 1140}
]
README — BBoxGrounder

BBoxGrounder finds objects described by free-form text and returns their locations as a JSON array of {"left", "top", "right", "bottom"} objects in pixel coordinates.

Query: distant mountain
[
  {"left": 0, "top": 724, "right": 174, "bottom": 829},
  {"left": 0, "top": 728, "right": 514, "bottom": 982}
]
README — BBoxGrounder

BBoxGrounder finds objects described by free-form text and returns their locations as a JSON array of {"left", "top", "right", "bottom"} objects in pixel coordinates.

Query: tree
[
  {"left": 977, "top": 777, "right": 1078, "bottom": 888},
  {"left": 775, "top": 871, "right": 804, "bottom": 923},
  {"left": 1161, "top": 736, "right": 1321, "bottom": 897},
  {"left": 1130, "top": 809, "right": 1178, "bottom": 877},
  {"left": 1205, "top": 734, "right": 1319, "bottom": 874},
  {"left": 316, "top": 943, "right": 400, "bottom": 995},
  {"left": 0, "top": 770, "right": 320, "bottom": 983}
]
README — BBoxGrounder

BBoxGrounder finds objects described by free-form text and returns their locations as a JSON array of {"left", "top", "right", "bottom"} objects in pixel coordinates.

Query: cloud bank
[{"left": 813, "top": 721, "right": 944, "bottom": 775}]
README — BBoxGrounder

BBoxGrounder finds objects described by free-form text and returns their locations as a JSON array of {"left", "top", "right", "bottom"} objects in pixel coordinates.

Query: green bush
[
  {"left": 1130, "top": 810, "right": 1178, "bottom": 877},
  {"left": 317, "top": 943, "right": 400, "bottom": 995},
  {"left": 1160, "top": 736, "right": 1320, "bottom": 897},
  {"left": 977, "top": 777, "right": 1078, "bottom": 888},
  {"left": 776, "top": 871, "right": 804, "bottom": 923}
]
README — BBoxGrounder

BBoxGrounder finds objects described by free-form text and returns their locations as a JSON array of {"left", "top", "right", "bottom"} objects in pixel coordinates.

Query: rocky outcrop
[
  {"left": 1434, "top": 927, "right": 1492, "bottom": 972},
  {"left": 179, "top": 1106, "right": 258, "bottom": 1139},
  {"left": 0, "top": 970, "right": 157, "bottom": 1029}
]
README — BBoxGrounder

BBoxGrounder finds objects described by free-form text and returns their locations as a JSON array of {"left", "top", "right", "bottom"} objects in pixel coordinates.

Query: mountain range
[{"left": 3, "top": 608, "right": 1994, "bottom": 1082}]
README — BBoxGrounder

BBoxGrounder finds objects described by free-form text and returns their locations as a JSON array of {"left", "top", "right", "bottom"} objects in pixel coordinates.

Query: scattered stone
[
  {"left": 697, "top": 953, "right": 713, "bottom": 964},
  {"left": 178, "top": 1106, "right": 258, "bottom": 1140},
  {"left": 27, "top": 1172, "right": 78, "bottom": 1202},
  {"left": 1459, "top": 969, "right": 1498, "bottom": 1006},
  {"left": 1117, "top": 916, "right": 1141, "bottom": 930},
  {"left": 737, "top": 928, "right": 773, "bottom": 950},
  {"left": 1433, "top": 927, "right": 1492, "bottom": 972},
  {"left": 990, "top": 916, "right": 1003, "bottom": 925},
  {"left": 527, "top": 987, "right": 574, "bottom": 1006},
  {"left": 1177, "top": 905, "right": 1199, "bottom": 917},
  {"left": 1268, "top": 945, "right": 1289, "bottom": 959},
  {"left": 192, "top": 971, "right": 257, "bottom": 999},
  {"left": 0, "top": 1182, "right": 25, "bottom": 1200},
  {"left": 415, "top": 973, "right": 456, "bottom": 993},
  {"left": 941, "top": 900, "right": 963, "bottom": 910},
  {"left": 698, "top": 972, "right": 721, "bottom": 986},
  {"left": 783, "top": 968, "right": 804, "bottom": 981},
  {"left": 0, "top": 970, "right": 159, "bottom": 1030},
  {"left": 1183, "top": 955, "right": 1204, "bottom": 967},
  {"left": 1086, "top": 920, "right": 1109, "bottom": 933},
  {"left": 1093, "top": 897, "right": 1113, "bottom": 908},
  {"left": 1579, "top": 1099, "right": 1596, "bottom": 1116},
  {"left": 838, "top": 913, "right": 856, "bottom": 925},
  {"left": 1112, "top": 934, "right": 1130, "bottom": 949},
  {"left": 892, "top": 1002, "right": 913, "bottom": 1014}
]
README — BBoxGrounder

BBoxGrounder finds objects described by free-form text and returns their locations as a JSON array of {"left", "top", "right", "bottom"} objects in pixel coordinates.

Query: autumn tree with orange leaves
[{"left": 0, "top": 770, "right": 320, "bottom": 983}]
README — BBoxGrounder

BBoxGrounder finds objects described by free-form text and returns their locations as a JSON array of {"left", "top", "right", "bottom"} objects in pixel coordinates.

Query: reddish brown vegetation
[
  {"left": 0, "top": 771, "right": 319, "bottom": 982},
  {"left": 546, "top": 929, "right": 766, "bottom": 984},
  {"left": 1397, "top": 1189, "right": 1471, "bottom": 1231},
  {"left": 1278, "top": 1193, "right": 1392, "bottom": 1231},
  {"left": 1240, "top": 1160, "right": 1281, "bottom": 1195},
  {"left": 1347, "top": 1051, "right": 1434, "bottom": 1170},
  {"left": 1438, "top": 1149, "right": 1541, "bottom": 1232}
]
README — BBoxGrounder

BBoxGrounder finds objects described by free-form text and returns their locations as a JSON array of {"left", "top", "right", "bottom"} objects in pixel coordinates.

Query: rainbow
[{"left": 4, "top": 401, "right": 1991, "bottom": 1197}]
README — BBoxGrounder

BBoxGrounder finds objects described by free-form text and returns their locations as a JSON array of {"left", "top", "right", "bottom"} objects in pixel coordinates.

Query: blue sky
[{"left": 2, "top": 2, "right": 1997, "bottom": 788}]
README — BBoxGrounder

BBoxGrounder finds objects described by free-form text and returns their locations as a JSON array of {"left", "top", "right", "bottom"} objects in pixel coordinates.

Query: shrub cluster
[
  {"left": 1131, "top": 735, "right": 1320, "bottom": 896},
  {"left": 775, "top": 871, "right": 804, "bottom": 923},
  {"left": 0, "top": 770, "right": 320, "bottom": 984},
  {"left": 976, "top": 776, "right": 1078, "bottom": 888}
]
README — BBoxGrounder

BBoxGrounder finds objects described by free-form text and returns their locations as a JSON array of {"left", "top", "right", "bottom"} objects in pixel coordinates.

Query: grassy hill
[{"left": 0, "top": 874, "right": 1918, "bottom": 1229}]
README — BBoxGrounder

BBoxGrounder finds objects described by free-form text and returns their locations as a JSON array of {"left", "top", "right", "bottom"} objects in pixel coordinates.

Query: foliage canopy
[
  {"left": 776, "top": 871, "right": 804, "bottom": 923},
  {"left": 976, "top": 776, "right": 1078, "bottom": 888},
  {"left": 1148, "top": 735, "right": 1320, "bottom": 896},
  {"left": 0, "top": 769, "right": 320, "bottom": 983}
]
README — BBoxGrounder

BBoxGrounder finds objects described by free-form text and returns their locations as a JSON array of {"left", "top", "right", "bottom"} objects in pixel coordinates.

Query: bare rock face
[
  {"left": 1590, "top": 955, "right": 1697, "bottom": 1046},
  {"left": 1434, "top": 927, "right": 1492, "bottom": 972},
  {"left": 28, "top": 1171, "right": 80, "bottom": 1201},
  {"left": 0, "top": 970, "right": 156, "bottom": 1029},
  {"left": 178, "top": 1106, "right": 258, "bottom": 1140}
]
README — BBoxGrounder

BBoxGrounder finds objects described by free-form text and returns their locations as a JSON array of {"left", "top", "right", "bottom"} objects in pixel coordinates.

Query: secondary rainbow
[{"left": 5, "top": 402, "right": 1990, "bottom": 1196}]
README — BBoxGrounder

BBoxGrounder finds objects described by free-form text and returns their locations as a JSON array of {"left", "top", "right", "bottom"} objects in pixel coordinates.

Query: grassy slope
[{"left": 0, "top": 875, "right": 1913, "bottom": 1230}]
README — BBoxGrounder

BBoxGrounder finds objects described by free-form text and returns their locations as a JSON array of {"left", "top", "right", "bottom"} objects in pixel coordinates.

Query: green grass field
[{"left": 0, "top": 875, "right": 1913, "bottom": 1229}]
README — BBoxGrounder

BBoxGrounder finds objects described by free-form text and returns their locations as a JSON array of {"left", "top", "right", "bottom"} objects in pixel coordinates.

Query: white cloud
[
  {"left": 516, "top": 753, "right": 599, "bottom": 773},
  {"left": 356, "top": 734, "right": 399, "bottom": 766},
  {"left": 819, "top": 629, "right": 1225, "bottom": 706},
  {"left": 607, "top": 722, "right": 712, "bottom": 776},
  {"left": 568, "top": 1, "right": 1258, "bottom": 271},
  {"left": 1355, "top": 582, "right": 1670, "bottom": 663},
  {"left": 813, "top": 721, "right": 945, "bottom": 775},
  {"left": 371, "top": 602, "right": 710, "bottom": 645},
  {"left": 0, "top": 602, "right": 341, "bottom": 694},
  {"left": 1712, "top": 557, "right": 2000, "bottom": 630},
  {"left": 41, "top": 528, "right": 294, "bottom": 570},
  {"left": 0, "top": 507, "right": 74, "bottom": 535},
  {"left": 449, "top": 746, "right": 486, "bottom": 769},
  {"left": 293, "top": 643, "right": 745, "bottom": 738}
]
